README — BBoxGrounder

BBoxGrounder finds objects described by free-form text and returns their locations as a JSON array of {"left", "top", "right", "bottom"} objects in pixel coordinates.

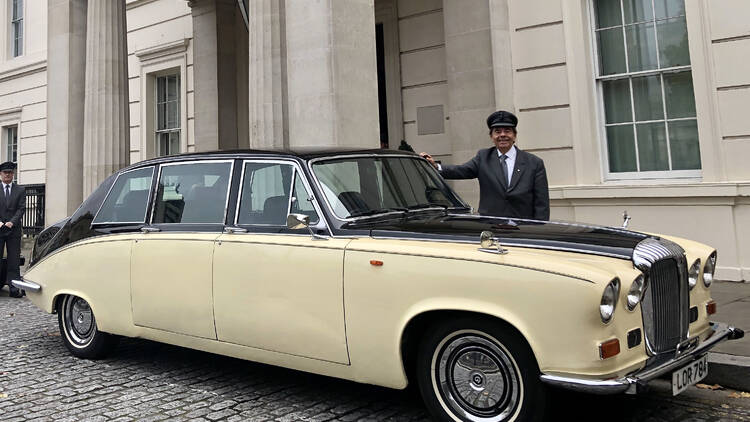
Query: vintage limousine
[{"left": 14, "top": 149, "right": 743, "bottom": 421}]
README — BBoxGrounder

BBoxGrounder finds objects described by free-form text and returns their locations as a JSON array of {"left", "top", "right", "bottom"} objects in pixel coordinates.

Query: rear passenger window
[
  {"left": 237, "top": 162, "right": 318, "bottom": 226},
  {"left": 152, "top": 161, "right": 232, "bottom": 224},
  {"left": 93, "top": 167, "right": 154, "bottom": 224}
]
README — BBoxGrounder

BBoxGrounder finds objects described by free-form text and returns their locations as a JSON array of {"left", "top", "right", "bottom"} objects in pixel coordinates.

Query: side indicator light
[
  {"left": 706, "top": 300, "right": 717, "bottom": 315},
  {"left": 370, "top": 260, "right": 383, "bottom": 266},
  {"left": 599, "top": 338, "right": 620, "bottom": 360}
]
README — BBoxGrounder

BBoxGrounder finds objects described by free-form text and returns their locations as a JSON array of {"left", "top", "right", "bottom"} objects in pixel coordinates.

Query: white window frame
[
  {"left": 9, "top": 0, "right": 23, "bottom": 58},
  {"left": 155, "top": 73, "right": 181, "bottom": 157},
  {"left": 134, "top": 39, "right": 189, "bottom": 161},
  {"left": 590, "top": 0, "right": 701, "bottom": 181}
]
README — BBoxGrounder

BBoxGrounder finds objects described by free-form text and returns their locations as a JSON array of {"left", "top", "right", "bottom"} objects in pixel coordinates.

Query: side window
[
  {"left": 152, "top": 161, "right": 232, "bottom": 224},
  {"left": 237, "top": 162, "right": 293, "bottom": 226},
  {"left": 290, "top": 172, "right": 319, "bottom": 223},
  {"left": 93, "top": 167, "right": 154, "bottom": 224}
]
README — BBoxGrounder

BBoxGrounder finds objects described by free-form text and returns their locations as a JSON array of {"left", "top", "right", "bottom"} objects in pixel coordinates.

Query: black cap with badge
[
  {"left": 0, "top": 161, "right": 17, "bottom": 172},
  {"left": 486, "top": 110, "right": 518, "bottom": 129}
]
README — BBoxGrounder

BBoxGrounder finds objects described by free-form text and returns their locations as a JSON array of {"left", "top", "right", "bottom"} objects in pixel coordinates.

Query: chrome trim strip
[
  {"left": 149, "top": 159, "right": 235, "bottom": 225},
  {"left": 346, "top": 247, "right": 594, "bottom": 283},
  {"left": 540, "top": 322, "right": 739, "bottom": 395},
  {"left": 10, "top": 278, "right": 41, "bottom": 293},
  {"left": 92, "top": 166, "right": 156, "bottom": 225}
]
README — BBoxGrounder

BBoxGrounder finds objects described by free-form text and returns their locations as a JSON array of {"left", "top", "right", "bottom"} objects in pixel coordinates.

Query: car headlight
[
  {"left": 703, "top": 252, "right": 717, "bottom": 287},
  {"left": 600, "top": 278, "right": 620, "bottom": 323},
  {"left": 688, "top": 258, "right": 701, "bottom": 290},
  {"left": 626, "top": 274, "right": 646, "bottom": 311}
]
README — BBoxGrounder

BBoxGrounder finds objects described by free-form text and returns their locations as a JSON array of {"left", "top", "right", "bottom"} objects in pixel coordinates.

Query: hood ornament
[
  {"left": 479, "top": 231, "right": 508, "bottom": 255},
  {"left": 622, "top": 210, "right": 632, "bottom": 229}
]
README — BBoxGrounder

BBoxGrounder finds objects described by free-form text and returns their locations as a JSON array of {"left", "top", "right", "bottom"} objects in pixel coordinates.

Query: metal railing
[{"left": 22, "top": 184, "right": 45, "bottom": 237}]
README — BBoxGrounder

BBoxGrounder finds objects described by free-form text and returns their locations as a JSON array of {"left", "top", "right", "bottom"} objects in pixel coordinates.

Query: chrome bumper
[
  {"left": 540, "top": 322, "right": 744, "bottom": 395},
  {"left": 10, "top": 278, "right": 41, "bottom": 293}
]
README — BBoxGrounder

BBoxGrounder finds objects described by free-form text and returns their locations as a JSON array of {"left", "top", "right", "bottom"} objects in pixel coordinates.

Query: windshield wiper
[
  {"left": 348, "top": 208, "right": 408, "bottom": 218},
  {"left": 405, "top": 204, "right": 449, "bottom": 212}
]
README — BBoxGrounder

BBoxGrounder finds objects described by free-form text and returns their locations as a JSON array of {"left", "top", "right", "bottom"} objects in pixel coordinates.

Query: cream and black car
[{"left": 14, "top": 149, "right": 744, "bottom": 421}]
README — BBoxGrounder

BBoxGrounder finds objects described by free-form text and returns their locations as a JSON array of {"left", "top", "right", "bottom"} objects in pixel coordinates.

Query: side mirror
[
  {"left": 479, "top": 230, "right": 508, "bottom": 255},
  {"left": 287, "top": 213, "right": 310, "bottom": 230}
]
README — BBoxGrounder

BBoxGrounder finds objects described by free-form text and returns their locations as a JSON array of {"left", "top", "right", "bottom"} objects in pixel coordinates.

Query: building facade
[{"left": 0, "top": 0, "right": 748, "bottom": 280}]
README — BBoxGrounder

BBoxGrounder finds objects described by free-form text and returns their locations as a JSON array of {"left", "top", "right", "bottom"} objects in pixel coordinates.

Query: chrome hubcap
[
  {"left": 434, "top": 333, "right": 521, "bottom": 422},
  {"left": 64, "top": 296, "right": 96, "bottom": 346}
]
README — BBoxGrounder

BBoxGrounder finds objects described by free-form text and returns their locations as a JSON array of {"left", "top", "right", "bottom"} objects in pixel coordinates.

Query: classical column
[
  {"left": 248, "top": 0, "right": 286, "bottom": 149},
  {"left": 443, "top": 0, "right": 497, "bottom": 207},
  {"left": 190, "top": 0, "right": 246, "bottom": 151},
  {"left": 82, "top": 0, "right": 130, "bottom": 196},
  {"left": 46, "top": 0, "right": 87, "bottom": 224},
  {"left": 284, "top": 0, "right": 379, "bottom": 149}
]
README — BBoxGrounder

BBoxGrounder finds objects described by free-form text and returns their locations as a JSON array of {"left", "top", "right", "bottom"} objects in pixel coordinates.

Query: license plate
[{"left": 671, "top": 354, "right": 708, "bottom": 395}]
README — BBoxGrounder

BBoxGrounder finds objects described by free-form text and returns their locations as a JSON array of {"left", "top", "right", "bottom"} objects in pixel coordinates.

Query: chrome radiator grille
[{"left": 634, "top": 238, "right": 689, "bottom": 355}]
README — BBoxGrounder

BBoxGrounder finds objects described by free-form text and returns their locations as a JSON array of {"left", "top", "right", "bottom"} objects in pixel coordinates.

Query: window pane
[
  {"left": 290, "top": 173, "right": 319, "bottom": 224},
  {"left": 657, "top": 16, "right": 690, "bottom": 68},
  {"left": 668, "top": 120, "right": 701, "bottom": 170},
  {"left": 153, "top": 162, "right": 232, "bottom": 224},
  {"left": 167, "top": 76, "right": 179, "bottom": 101},
  {"left": 607, "top": 125, "right": 637, "bottom": 172},
  {"left": 237, "top": 163, "right": 293, "bottom": 225},
  {"left": 12, "top": 0, "right": 21, "bottom": 20},
  {"left": 157, "top": 103, "right": 166, "bottom": 130},
  {"left": 624, "top": 0, "right": 653, "bottom": 23},
  {"left": 169, "top": 131, "right": 180, "bottom": 155},
  {"left": 157, "top": 77, "right": 166, "bottom": 103},
  {"left": 655, "top": 0, "right": 685, "bottom": 19},
  {"left": 598, "top": 28, "right": 627, "bottom": 75},
  {"left": 167, "top": 101, "right": 178, "bottom": 128},
  {"left": 664, "top": 71, "right": 696, "bottom": 118},
  {"left": 626, "top": 23, "right": 658, "bottom": 72},
  {"left": 93, "top": 167, "right": 154, "bottom": 224},
  {"left": 636, "top": 122, "right": 669, "bottom": 171},
  {"left": 632, "top": 75, "right": 663, "bottom": 121},
  {"left": 602, "top": 79, "right": 632, "bottom": 124},
  {"left": 595, "top": 0, "right": 622, "bottom": 28}
]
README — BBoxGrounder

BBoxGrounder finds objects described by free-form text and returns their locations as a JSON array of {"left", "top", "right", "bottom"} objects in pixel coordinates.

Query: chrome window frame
[
  {"left": 307, "top": 153, "right": 467, "bottom": 223},
  {"left": 234, "top": 158, "right": 326, "bottom": 230},
  {"left": 149, "top": 159, "right": 235, "bottom": 225},
  {"left": 91, "top": 166, "right": 156, "bottom": 225}
]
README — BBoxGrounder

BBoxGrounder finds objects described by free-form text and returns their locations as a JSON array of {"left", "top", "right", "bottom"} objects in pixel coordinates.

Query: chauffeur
[
  {"left": 421, "top": 110, "right": 550, "bottom": 220},
  {"left": 0, "top": 161, "right": 26, "bottom": 298}
]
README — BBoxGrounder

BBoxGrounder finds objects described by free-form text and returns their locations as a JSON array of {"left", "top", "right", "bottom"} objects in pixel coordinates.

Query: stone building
[{"left": 0, "top": 0, "right": 748, "bottom": 280}]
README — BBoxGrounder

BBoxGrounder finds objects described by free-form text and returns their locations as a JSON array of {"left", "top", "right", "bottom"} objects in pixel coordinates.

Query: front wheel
[
  {"left": 57, "top": 295, "right": 118, "bottom": 359},
  {"left": 416, "top": 318, "right": 546, "bottom": 422}
]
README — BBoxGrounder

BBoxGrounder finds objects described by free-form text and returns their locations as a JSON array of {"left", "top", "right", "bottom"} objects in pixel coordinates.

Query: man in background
[
  {"left": 421, "top": 110, "right": 550, "bottom": 220},
  {"left": 0, "top": 161, "right": 26, "bottom": 298}
]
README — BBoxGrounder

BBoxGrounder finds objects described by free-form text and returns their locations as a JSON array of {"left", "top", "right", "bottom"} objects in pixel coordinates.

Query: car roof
[{"left": 123, "top": 148, "right": 418, "bottom": 171}]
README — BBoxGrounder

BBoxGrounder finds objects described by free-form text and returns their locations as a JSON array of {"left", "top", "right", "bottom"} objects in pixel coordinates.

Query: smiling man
[
  {"left": 421, "top": 110, "right": 550, "bottom": 220},
  {"left": 0, "top": 161, "right": 26, "bottom": 298}
]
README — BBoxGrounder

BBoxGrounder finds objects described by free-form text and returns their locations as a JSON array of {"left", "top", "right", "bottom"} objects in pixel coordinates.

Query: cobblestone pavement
[{"left": 2, "top": 295, "right": 750, "bottom": 421}]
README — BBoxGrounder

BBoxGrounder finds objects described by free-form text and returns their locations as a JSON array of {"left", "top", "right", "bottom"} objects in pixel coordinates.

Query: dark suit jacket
[
  {"left": 440, "top": 147, "right": 550, "bottom": 220},
  {"left": 0, "top": 183, "right": 26, "bottom": 237}
]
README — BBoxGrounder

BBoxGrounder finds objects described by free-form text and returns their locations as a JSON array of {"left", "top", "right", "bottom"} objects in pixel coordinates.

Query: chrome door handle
[
  {"left": 224, "top": 226, "right": 248, "bottom": 234},
  {"left": 140, "top": 227, "right": 161, "bottom": 233}
]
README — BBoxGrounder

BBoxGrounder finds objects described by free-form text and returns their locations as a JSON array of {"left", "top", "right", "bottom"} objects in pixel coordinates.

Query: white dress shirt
[{"left": 497, "top": 145, "right": 517, "bottom": 187}]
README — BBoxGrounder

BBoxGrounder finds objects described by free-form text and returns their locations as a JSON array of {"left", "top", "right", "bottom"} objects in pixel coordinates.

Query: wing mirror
[
  {"left": 479, "top": 230, "right": 508, "bottom": 255},
  {"left": 287, "top": 213, "right": 327, "bottom": 240}
]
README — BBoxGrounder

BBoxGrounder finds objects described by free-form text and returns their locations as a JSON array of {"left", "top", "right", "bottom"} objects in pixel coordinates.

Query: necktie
[
  {"left": 4, "top": 185, "right": 9, "bottom": 199},
  {"left": 499, "top": 154, "right": 509, "bottom": 189}
]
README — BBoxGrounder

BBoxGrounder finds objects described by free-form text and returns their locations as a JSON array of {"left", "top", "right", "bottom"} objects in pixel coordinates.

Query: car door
[
  {"left": 130, "top": 160, "right": 233, "bottom": 340},
  {"left": 213, "top": 160, "right": 350, "bottom": 364}
]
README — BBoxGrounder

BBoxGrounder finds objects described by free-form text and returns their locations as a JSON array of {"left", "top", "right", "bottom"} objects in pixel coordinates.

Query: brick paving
[{"left": 1, "top": 294, "right": 749, "bottom": 421}]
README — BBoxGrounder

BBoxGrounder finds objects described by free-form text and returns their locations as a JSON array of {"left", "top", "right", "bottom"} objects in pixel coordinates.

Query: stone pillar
[
  {"left": 82, "top": 0, "right": 130, "bottom": 196},
  {"left": 489, "top": 0, "right": 514, "bottom": 112},
  {"left": 443, "top": 0, "right": 497, "bottom": 207},
  {"left": 190, "top": 0, "right": 245, "bottom": 151},
  {"left": 248, "top": 0, "right": 286, "bottom": 149},
  {"left": 284, "top": 0, "right": 379, "bottom": 149},
  {"left": 46, "top": 0, "right": 87, "bottom": 224}
]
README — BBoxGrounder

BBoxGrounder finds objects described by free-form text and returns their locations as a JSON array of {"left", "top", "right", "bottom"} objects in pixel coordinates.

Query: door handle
[
  {"left": 140, "top": 226, "right": 161, "bottom": 233},
  {"left": 224, "top": 226, "right": 248, "bottom": 234}
]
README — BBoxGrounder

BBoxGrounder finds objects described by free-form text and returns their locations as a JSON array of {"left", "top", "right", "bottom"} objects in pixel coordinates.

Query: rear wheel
[
  {"left": 57, "top": 295, "right": 118, "bottom": 359},
  {"left": 416, "top": 318, "right": 546, "bottom": 422}
]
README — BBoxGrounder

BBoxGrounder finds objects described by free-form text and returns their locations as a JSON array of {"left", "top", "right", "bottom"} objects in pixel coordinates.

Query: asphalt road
[{"left": 1, "top": 295, "right": 749, "bottom": 421}]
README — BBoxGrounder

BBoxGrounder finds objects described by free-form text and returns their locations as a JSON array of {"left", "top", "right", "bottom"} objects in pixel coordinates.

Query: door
[
  {"left": 213, "top": 160, "right": 350, "bottom": 363},
  {"left": 130, "top": 160, "right": 233, "bottom": 339}
]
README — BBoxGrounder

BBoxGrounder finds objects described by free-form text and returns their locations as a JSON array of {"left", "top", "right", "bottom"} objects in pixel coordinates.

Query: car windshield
[{"left": 311, "top": 156, "right": 467, "bottom": 219}]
